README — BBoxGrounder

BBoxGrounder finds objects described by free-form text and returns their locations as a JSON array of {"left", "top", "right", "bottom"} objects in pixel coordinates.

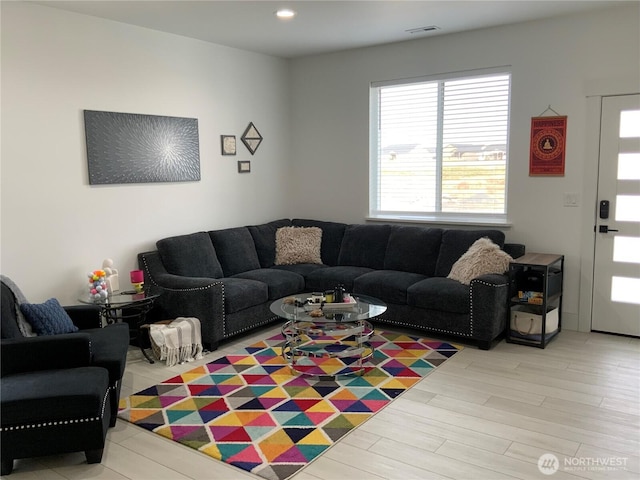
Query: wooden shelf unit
[{"left": 506, "top": 253, "right": 564, "bottom": 348}]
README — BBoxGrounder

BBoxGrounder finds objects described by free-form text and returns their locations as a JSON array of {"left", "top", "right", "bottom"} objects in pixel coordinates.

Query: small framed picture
[
  {"left": 221, "top": 135, "right": 236, "bottom": 156},
  {"left": 237, "top": 160, "right": 251, "bottom": 173}
]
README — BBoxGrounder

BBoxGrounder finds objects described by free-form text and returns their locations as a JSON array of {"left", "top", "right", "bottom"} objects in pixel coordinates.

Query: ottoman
[{"left": 1, "top": 366, "right": 111, "bottom": 475}]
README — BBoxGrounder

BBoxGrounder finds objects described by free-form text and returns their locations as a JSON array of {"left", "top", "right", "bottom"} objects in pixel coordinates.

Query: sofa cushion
[
  {"left": 292, "top": 219, "right": 347, "bottom": 266},
  {"left": 19, "top": 298, "right": 79, "bottom": 335},
  {"left": 305, "top": 266, "right": 373, "bottom": 292},
  {"left": 353, "top": 270, "right": 426, "bottom": 305},
  {"left": 232, "top": 269, "right": 305, "bottom": 300},
  {"left": 448, "top": 238, "right": 513, "bottom": 285},
  {"left": 248, "top": 219, "right": 292, "bottom": 268},
  {"left": 209, "top": 227, "right": 261, "bottom": 276},
  {"left": 275, "top": 226, "right": 323, "bottom": 265},
  {"left": 407, "top": 277, "right": 470, "bottom": 314},
  {"left": 337, "top": 224, "right": 392, "bottom": 269},
  {"left": 271, "top": 263, "right": 329, "bottom": 277},
  {"left": 218, "top": 278, "right": 269, "bottom": 313},
  {"left": 384, "top": 226, "right": 443, "bottom": 275},
  {"left": 157, "top": 232, "right": 223, "bottom": 278},
  {"left": 434, "top": 229, "right": 506, "bottom": 277}
]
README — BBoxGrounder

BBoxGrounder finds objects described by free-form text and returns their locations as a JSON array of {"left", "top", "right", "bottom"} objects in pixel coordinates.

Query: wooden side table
[{"left": 507, "top": 253, "right": 564, "bottom": 348}]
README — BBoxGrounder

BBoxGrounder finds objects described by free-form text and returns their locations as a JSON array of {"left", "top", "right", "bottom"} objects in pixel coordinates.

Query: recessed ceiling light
[{"left": 275, "top": 8, "right": 296, "bottom": 19}]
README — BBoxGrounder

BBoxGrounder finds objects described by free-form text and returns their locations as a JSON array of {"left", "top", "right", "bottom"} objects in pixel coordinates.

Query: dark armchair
[{"left": 0, "top": 277, "right": 129, "bottom": 425}]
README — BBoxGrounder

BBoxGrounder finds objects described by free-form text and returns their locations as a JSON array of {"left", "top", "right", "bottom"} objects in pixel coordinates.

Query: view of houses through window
[{"left": 370, "top": 70, "right": 511, "bottom": 220}]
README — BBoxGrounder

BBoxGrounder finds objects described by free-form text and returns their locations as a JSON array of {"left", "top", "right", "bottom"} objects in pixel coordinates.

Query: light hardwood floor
[{"left": 3, "top": 326, "right": 639, "bottom": 480}]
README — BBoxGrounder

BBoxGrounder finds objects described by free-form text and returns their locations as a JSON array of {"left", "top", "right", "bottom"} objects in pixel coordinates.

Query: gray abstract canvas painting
[{"left": 84, "top": 110, "right": 200, "bottom": 185}]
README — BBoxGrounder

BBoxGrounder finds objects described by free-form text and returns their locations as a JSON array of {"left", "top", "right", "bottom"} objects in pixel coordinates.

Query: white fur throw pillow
[
  {"left": 275, "top": 227, "right": 323, "bottom": 265},
  {"left": 447, "top": 237, "right": 513, "bottom": 285}
]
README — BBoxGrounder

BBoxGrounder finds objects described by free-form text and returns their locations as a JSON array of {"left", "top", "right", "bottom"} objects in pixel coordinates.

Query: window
[{"left": 369, "top": 68, "right": 511, "bottom": 223}]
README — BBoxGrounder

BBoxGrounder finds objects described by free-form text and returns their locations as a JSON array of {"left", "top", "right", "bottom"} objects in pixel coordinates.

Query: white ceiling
[{"left": 39, "top": 0, "right": 629, "bottom": 58}]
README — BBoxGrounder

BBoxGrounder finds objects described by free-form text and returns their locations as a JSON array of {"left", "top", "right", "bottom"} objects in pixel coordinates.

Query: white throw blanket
[{"left": 149, "top": 317, "right": 203, "bottom": 367}]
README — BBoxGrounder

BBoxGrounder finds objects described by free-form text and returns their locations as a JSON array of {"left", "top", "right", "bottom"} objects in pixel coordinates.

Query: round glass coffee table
[{"left": 270, "top": 293, "right": 387, "bottom": 376}]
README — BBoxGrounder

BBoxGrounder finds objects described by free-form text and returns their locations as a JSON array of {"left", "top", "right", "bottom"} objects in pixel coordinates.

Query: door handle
[{"left": 598, "top": 225, "right": 619, "bottom": 233}]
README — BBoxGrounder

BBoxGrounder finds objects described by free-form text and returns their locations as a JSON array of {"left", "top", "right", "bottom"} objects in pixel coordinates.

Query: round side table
[{"left": 79, "top": 290, "right": 161, "bottom": 363}]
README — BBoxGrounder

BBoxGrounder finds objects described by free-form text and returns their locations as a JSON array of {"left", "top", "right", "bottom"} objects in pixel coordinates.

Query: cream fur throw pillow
[
  {"left": 275, "top": 226, "right": 323, "bottom": 265},
  {"left": 447, "top": 237, "right": 513, "bottom": 285}
]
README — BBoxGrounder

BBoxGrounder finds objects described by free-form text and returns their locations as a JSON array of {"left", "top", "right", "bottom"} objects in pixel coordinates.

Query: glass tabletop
[
  {"left": 270, "top": 292, "right": 387, "bottom": 322},
  {"left": 78, "top": 289, "right": 160, "bottom": 307}
]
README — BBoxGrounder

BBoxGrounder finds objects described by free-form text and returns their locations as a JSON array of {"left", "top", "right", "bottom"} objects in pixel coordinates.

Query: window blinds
[{"left": 371, "top": 71, "right": 511, "bottom": 218}]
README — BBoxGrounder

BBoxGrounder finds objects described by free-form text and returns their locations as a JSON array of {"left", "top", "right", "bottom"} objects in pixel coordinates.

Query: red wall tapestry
[{"left": 529, "top": 116, "right": 567, "bottom": 176}]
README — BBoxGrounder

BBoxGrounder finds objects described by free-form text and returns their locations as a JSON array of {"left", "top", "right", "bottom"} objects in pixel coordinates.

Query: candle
[{"left": 130, "top": 270, "right": 144, "bottom": 284}]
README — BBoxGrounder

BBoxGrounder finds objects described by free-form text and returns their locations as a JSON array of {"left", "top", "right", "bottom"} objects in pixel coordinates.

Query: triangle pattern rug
[{"left": 118, "top": 330, "right": 462, "bottom": 480}]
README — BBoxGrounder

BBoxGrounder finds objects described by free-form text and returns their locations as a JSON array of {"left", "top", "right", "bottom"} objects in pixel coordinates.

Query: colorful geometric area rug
[{"left": 118, "top": 330, "right": 462, "bottom": 480}]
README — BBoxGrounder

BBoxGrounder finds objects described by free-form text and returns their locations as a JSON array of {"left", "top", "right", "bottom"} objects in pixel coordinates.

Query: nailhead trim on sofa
[
  {"left": 0, "top": 388, "right": 109, "bottom": 432},
  {"left": 140, "top": 222, "right": 519, "bottom": 350},
  {"left": 377, "top": 316, "right": 472, "bottom": 338}
]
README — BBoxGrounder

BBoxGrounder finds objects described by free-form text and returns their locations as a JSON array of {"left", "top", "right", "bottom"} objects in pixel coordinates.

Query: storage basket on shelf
[{"left": 510, "top": 305, "right": 559, "bottom": 342}]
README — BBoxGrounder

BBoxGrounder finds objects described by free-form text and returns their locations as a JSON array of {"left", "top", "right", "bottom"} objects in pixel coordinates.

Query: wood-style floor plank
[{"left": 2, "top": 326, "right": 638, "bottom": 480}]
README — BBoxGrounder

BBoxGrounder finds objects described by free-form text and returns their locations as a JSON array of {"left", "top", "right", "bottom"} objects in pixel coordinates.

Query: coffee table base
[
  {"left": 281, "top": 319, "right": 374, "bottom": 376},
  {"left": 283, "top": 341, "right": 374, "bottom": 376}
]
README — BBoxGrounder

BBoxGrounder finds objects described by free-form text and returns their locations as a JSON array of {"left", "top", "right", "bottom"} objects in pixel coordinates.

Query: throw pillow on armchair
[{"left": 20, "top": 298, "right": 79, "bottom": 335}]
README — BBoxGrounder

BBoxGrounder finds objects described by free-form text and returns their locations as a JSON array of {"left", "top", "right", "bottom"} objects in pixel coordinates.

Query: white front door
[{"left": 592, "top": 94, "right": 640, "bottom": 336}]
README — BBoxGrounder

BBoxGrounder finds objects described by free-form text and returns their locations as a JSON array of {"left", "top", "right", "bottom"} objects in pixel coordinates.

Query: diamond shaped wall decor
[{"left": 241, "top": 122, "right": 263, "bottom": 155}]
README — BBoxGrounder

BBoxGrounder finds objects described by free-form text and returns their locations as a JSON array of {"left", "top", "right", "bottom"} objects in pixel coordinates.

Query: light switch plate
[{"left": 563, "top": 192, "right": 579, "bottom": 207}]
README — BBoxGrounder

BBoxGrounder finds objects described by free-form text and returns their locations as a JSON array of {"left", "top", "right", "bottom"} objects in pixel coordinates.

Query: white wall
[
  {"left": 2, "top": 3, "right": 638, "bottom": 330},
  {"left": 289, "top": 5, "right": 640, "bottom": 330},
  {"left": 0, "top": 2, "right": 292, "bottom": 304}
]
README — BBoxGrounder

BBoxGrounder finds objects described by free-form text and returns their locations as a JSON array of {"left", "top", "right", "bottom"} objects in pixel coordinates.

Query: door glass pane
[
  {"left": 620, "top": 110, "right": 640, "bottom": 138},
  {"left": 613, "top": 236, "right": 640, "bottom": 264},
  {"left": 616, "top": 195, "right": 640, "bottom": 221},
  {"left": 618, "top": 153, "right": 640, "bottom": 180},
  {"left": 611, "top": 276, "right": 640, "bottom": 305}
]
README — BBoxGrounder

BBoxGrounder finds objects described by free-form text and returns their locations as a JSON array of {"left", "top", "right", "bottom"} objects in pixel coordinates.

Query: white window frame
[{"left": 369, "top": 66, "right": 512, "bottom": 226}]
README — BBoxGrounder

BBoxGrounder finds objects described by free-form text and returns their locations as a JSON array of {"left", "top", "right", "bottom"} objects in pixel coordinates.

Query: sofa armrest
[
  {"left": 65, "top": 304, "right": 103, "bottom": 330},
  {"left": 504, "top": 243, "right": 525, "bottom": 259},
  {"left": 1, "top": 334, "right": 92, "bottom": 377},
  {"left": 469, "top": 273, "right": 510, "bottom": 344},
  {"left": 146, "top": 275, "right": 225, "bottom": 350},
  {"left": 138, "top": 251, "right": 226, "bottom": 348}
]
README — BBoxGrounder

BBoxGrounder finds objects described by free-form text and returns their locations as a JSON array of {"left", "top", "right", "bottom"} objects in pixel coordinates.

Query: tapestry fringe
[{"left": 149, "top": 317, "right": 203, "bottom": 367}]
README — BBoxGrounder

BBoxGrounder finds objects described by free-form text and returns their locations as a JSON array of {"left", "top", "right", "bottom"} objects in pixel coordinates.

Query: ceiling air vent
[{"left": 405, "top": 26, "right": 440, "bottom": 34}]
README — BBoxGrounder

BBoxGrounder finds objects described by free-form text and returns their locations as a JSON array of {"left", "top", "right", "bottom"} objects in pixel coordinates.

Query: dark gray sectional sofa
[{"left": 138, "top": 219, "right": 524, "bottom": 351}]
